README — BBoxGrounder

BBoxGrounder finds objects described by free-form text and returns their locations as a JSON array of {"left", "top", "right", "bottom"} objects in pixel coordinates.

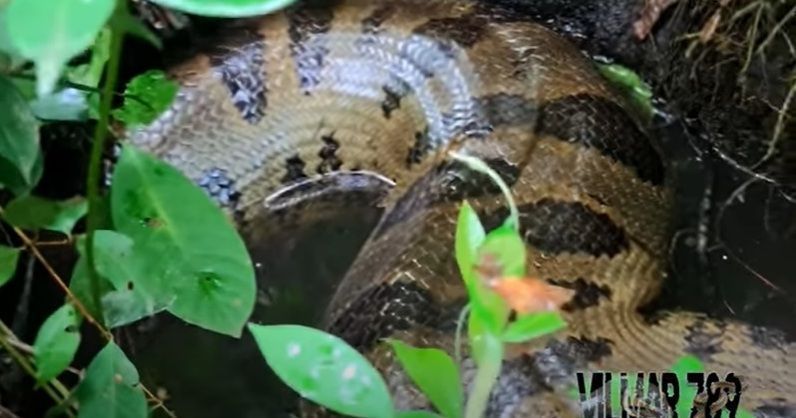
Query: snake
[{"left": 126, "top": 0, "right": 795, "bottom": 416}]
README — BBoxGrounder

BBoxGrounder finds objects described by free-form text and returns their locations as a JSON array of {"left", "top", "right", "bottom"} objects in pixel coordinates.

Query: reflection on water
[{"left": 128, "top": 121, "right": 794, "bottom": 418}]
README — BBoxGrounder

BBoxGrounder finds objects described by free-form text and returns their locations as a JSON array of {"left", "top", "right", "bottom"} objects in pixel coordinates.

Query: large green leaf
[
  {"left": 501, "top": 312, "right": 566, "bottom": 343},
  {"left": 111, "top": 145, "right": 255, "bottom": 337},
  {"left": 248, "top": 324, "right": 394, "bottom": 418},
  {"left": 74, "top": 342, "right": 147, "bottom": 418},
  {"left": 4, "top": 195, "right": 88, "bottom": 234},
  {"left": 33, "top": 304, "right": 81, "bottom": 382},
  {"left": 0, "top": 245, "right": 20, "bottom": 287},
  {"left": 387, "top": 340, "right": 462, "bottom": 418},
  {"left": 6, "top": 0, "right": 114, "bottom": 96},
  {"left": 111, "top": 70, "right": 177, "bottom": 127},
  {"left": 0, "top": 76, "right": 42, "bottom": 195},
  {"left": 149, "top": 0, "right": 297, "bottom": 18}
]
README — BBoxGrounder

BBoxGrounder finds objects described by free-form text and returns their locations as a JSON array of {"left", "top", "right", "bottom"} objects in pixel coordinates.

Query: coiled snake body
[{"left": 128, "top": 0, "right": 795, "bottom": 416}]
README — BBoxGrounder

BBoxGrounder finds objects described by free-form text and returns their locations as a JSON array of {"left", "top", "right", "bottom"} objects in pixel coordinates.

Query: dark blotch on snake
[
  {"left": 412, "top": 13, "right": 488, "bottom": 50},
  {"left": 316, "top": 134, "right": 343, "bottom": 174},
  {"left": 537, "top": 94, "right": 665, "bottom": 185},
  {"left": 754, "top": 400, "right": 796, "bottom": 418},
  {"left": 361, "top": 4, "right": 396, "bottom": 34},
  {"left": 208, "top": 32, "right": 267, "bottom": 124},
  {"left": 481, "top": 199, "right": 629, "bottom": 257},
  {"left": 281, "top": 154, "right": 308, "bottom": 183},
  {"left": 548, "top": 277, "right": 612, "bottom": 311},
  {"left": 381, "top": 85, "right": 404, "bottom": 119},
  {"left": 287, "top": 4, "right": 334, "bottom": 91}
]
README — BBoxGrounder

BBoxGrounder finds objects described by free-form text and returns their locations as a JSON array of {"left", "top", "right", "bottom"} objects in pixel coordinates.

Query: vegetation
[{"left": 0, "top": 0, "right": 766, "bottom": 417}]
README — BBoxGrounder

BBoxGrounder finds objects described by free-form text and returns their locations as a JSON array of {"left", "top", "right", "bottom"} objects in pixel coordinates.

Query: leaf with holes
[
  {"left": 249, "top": 324, "right": 394, "bottom": 418},
  {"left": 149, "top": 0, "right": 297, "bottom": 18},
  {"left": 0, "top": 245, "right": 19, "bottom": 288},
  {"left": 0, "top": 75, "right": 43, "bottom": 195},
  {"left": 111, "top": 144, "right": 255, "bottom": 337},
  {"left": 111, "top": 70, "right": 177, "bottom": 127},
  {"left": 74, "top": 342, "right": 147, "bottom": 418},
  {"left": 4, "top": 195, "right": 87, "bottom": 234},
  {"left": 90, "top": 230, "right": 172, "bottom": 328},
  {"left": 32, "top": 304, "right": 81, "bottom": 382},
  {"left": 6, "top": 0, "right": 114, "bottom": 96},
  {"left": 387, "top": 340, "right": 462, "bottom": 418},
  {"left": 501, "top": 312, "right": 566, "bottom": 343}
]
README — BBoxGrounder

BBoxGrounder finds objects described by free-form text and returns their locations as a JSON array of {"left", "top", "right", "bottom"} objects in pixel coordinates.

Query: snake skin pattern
[{"left": 127, "top": 0, "right": 795, "bottom": 416}]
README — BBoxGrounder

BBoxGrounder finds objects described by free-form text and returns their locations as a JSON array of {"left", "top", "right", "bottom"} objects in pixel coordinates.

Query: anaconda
[{"left": 126, "top": 0, "right": 795, "bottom": 416}]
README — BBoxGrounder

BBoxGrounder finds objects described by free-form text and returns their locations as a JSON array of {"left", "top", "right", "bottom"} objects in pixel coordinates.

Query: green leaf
[
  {"left": 89, "top": 230, "right": 172, "bottom": 328},
  {"left": 477, "top": 224, "right": 526, "bottom": 277},
  {"left": 29, "top": 88, "right": 90, "bottom": 121},
  {"left": 501, "top": 312, "right": 566, "bottom": 343},
  {"left": 597, "top": 63, "right": 653, "bottom": 121},
  {"left": 396, "top": 412, "right": 442, "bottom": 418},
  {"left": 0, "top": 4, "right": 26, "bottom": 72},
  {"left": 454, "top": 201, "right": 485, "bottom": 289},
  {"left": 4, "top": 195, "right": 88, "bottom": 234},
  {"left": 6, "top": 0, "right": 115, "bottom": 97},
  {"left": 0, "top": 245, "right": 20, "bottom": 287},
  {"left": 454, "top": 202, "right": 508, "bottom": 337},
  {"left": 248, "top": 324, "right": 394, "bottom": 418},
  {"left": 111, "top": 144, "right": 255, "bottom": 337},
  {"left": 0, "top": 75, "right": 43, "bottom": 195},
  {"left": 149, "top": 0, "right": 298, "bottom": 18},
  {"left": 32, "top": 304, "right": 81, "bottom": 382},
  {"left": 66, "top": 28, "right": 111, "bottom": 88},
  {"left": 111, "top": 70, "right": 177, "bottom": 127},
  {"left": 386, "top": 340, "right": 462, "bottom": 418},
  {"left": 74, "top": 342, "right": 148, "bottom": 418}
]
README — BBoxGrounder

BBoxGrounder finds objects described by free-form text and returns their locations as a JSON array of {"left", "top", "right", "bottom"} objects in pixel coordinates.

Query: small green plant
[{"left": 249, "top": 153, "right": 568, "bottom": 418}]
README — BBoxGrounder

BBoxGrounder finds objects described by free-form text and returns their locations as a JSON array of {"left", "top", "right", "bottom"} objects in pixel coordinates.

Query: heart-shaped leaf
[
  {"left": 111, "top": 144, "right": 255, "bottom": 337},
  {"left": 33, "top": 304, "right": 81, "bottom": 382},
  {"left": 74, "top": 342, "right": 147, "bottom": 418},
  {"left": 248, "top": 324, "right": 394, "bottom": 418}
]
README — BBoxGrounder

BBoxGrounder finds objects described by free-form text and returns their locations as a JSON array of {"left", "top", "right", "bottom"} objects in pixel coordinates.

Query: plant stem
[
  {"left": 85, "top": 6, "right": 125, "bottom": 327},
  {"left": 449, "top": 151, "right": 519, "bottom": 229},
  {"left": 463, "top": 336, "right": 503, "bottom": 418}
]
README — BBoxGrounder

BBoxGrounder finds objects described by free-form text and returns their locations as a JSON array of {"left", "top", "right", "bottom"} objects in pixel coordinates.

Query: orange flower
[
  {"left": 474, "top": 252, "right": 575, "bottom": 314},
  {"left": 487, "top": 277, "right": 575, "bottom": 314}
]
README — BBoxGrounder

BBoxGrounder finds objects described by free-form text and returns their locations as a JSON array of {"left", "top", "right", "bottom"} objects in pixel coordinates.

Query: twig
[
  {"left": 0, "top": 321, "right": 76, "bottom": 418},
  {"left": 0, "top": 216, "right": 112, "bottom": 341}
]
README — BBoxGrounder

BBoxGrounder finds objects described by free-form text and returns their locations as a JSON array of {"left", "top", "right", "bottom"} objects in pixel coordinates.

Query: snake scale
[{"left": 127, "top": 0, "right": 795, "bottom": 416}]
